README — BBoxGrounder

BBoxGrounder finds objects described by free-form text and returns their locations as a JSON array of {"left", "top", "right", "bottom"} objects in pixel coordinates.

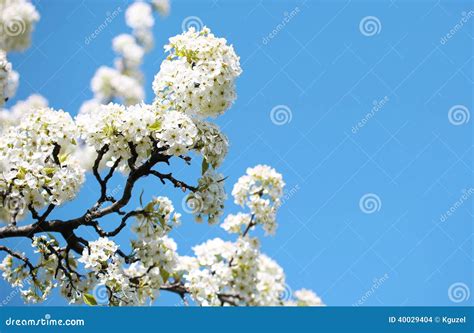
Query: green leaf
[
  {"left": 43, "top": 167, "right": 56, "bottom": 177},
  {"left": 103, "top": 124, "right": 117, "bottom": 137},
  {"left": 160, "top": 270, "right": 170, "bottom": 283},
  {"left": 201, "top": 159, "right": 209, "bottom": 175},
  {"left": 144, "top": 201, "right": 155, "bottom": 213},
  {"left": 83, "top": 293, "right": 98, "bottom": 306},
  {"left": 17, "top": 167, "right": 27, "bottom": 179},
  {"left": 59, "top": 153, "right": 70, "bottom": 164},
  {"left": 147, "top": 120, "right": 162, "bottom": 131}
]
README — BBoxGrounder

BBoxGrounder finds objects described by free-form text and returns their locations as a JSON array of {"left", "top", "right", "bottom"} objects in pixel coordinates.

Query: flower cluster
[
  {"left": 286, "top": 289, "right": 324, "bottom": 306},
  {"left": 134, "top": 196, "right": 182, "bottom": 239},
  {"left": 221, "top": 212, "right": 252, "bottom": 234},
  {"left": 0, "top": 235, "right": 89, "bottom": 304},
  {"left": 132, "top": 235, "right": 178, "bottom": 279},
  {"left": 153, "top": 27, "right": 242, "bottom": 118},
  {"left": 231, "top": 165, "right": 285, "bottom": 235},
  {"left": 0, "top": 107, "right": 84, "bottom": 221},
  {"left": 125, "top": 1, "right": 154, "bottom": 32},
  {"left": 112, "top": 34, "right": 145, "bottom": 69},
  {"left": 78, "top": 237, "right": 118, "bottom": 272},
  {"left": 155, "top": 110, "right": 198, "bottom": 156},
  {"left": 76, "top": 103, "right": 198, "bottom": 171},
  {"left": 193, "top": 118, "right": 229, "bottom": 168},
  {"left": 0, "top": 0, "right": 40, "bottom": 52},
  {"left": 179, "top": 237, "right": 287, "bottom": 306},
  {"left": 152, "top": 0, "right": 170, "bottom": 16},
  {"left": 0, "top": 51, "right": 18, "bottom": 107},
  {"left": 85, "top": 0, "right": 166, "bottom": 107},
  {"left": 0, "top": 94, "right": 48, "bottom": 132},
  {"left": 185, "top": 170, "right": 226, "bottom": 224},
  {"left": 91, "top": 66, "right": 144, "bottom": 105}
]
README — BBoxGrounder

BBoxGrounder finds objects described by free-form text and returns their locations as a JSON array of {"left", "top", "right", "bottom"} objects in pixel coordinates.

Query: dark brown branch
[
  {"left": 0, "top": 148, "right": 170, "bottom": 256},
  {"left": 148, "top": 170, "right": 198, "bottom": 192},
  {"left": 159, "top": 282, "right": 240, "bottom": 306},
  {"left": 92, "top": 145, "right": 110, "bottom": 204},
  {"left": 85, "top": 210, "right": 144, "bottom": 237},
  {"left": 242, "top": 214, "right": 256, "bottom": 238},
  {"left": 29, "top": 203, "right": 55, "bottom": 224}
]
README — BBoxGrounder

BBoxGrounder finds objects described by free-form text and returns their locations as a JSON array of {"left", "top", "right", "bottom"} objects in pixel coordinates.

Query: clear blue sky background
[{"left": 1, "top": 0, "right": 472, "bottom": 306}]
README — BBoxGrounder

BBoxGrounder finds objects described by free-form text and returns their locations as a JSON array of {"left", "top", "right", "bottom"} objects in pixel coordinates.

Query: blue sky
[{"left": 1, "top": 0, "right": 473, "bottom": 306}]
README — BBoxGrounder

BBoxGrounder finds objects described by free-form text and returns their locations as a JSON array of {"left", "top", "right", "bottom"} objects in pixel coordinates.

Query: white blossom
[
  {"left": 232, "top": 165, "right": 285, "bottom": 235},
  {"left": 134, "top": 196, "right": 181, "bottom": 239},
  {"left": 78, "top": 237, "right": 119, "bottom": 272},
  {"left": 185, "top": 170, "right": 226, "bottom": 224},
  {"left": 152, "top": 0, "right": 170, "bottom": 16},
  {"left": 0, "top": 50, "right": 18, "bottom": 107},
  {"left": 287, "top": 289, "right": 324, "bottom": 306},
  {"left": 91, "top": 66, "right": 144, "bottom": 105},
  {"left": 0, "top": 107, "right": 84, "bottom": 221},
  {"left": 112, "top": 34, "right": 145, "bottom": 69},
  {"left": 221, "top": 212, "right": 251, "bottom": 234},
  {"left": 153, "top": 27, "right": 242, "bottom": 118},
  {"left": 193, "top": 118, "right": 229, "bottom": 168},
  {"left": 0, "top": 94, "right": 47, "bottom": 132},
  {"left": 125, "top": 1, "right": 154, "bottom": 31},
  {"left": 0, "top": 0, "right": 40, "bottom": 52}
]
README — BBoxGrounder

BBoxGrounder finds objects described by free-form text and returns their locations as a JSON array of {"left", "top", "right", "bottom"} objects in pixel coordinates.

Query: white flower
[
  {"left": 132, "top": 235, "right": 178, "bottom": 277},
  {"left": 154, "top": 110, "right": 198, "bottom": 156},
  {"left": 152, "top": 0, "right": 170, "bottom": 16},
  {"left": 193, "top": 118, "right": 228, "bottom": 168},
  {"left": 291, "top": 289, "right": 324, "bottom": 306},
  {"left": 78, "top": 237, "right": 118, "bottom": 272},
  {"left": 0, "top": 94, "right": 48, "bottom": 132},
  {"left": 0, "top": 107, "right": 84, "bottom": 221},
  {"left": 253, "top": 254, "right": 285, "bottom": 305},
  {"left": 125, "top": 1, "right": 154, "bottom": 31},
  {"left": 112, "top": 34, "right": 144, "bottom": 69},
  {"left": 91, "top": 66, "right": 144, "bottom": 105},
  {"left": 0, "top": 0, "right": 40, "bottom": 52},
  {"left": 221, "top": 212, "right": 251, "bottom": 234},
  {"left": 134, "top": 196, "right": 181, "bottom": 239},
  {"left": 231, "top": 165, "right": 285, "bottom": 235},
  {"left": 0, "top": 51, "right": 18, "bottom": 107},
  {"left": 185, "top": 170, "right": 226, "bottom": 224},
  {"left": 153, "top": 27, "right": 242, "bottom": 118}
]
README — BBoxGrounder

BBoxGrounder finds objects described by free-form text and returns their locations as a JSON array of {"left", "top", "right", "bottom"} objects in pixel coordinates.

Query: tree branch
[{"left": 148, "top": 170, "right": 198, "bottom": 192}]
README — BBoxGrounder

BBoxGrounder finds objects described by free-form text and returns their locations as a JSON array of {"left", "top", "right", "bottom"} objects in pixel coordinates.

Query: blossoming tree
[{"left": 0, "top": 0, "right": 322, "bottom": 306}]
